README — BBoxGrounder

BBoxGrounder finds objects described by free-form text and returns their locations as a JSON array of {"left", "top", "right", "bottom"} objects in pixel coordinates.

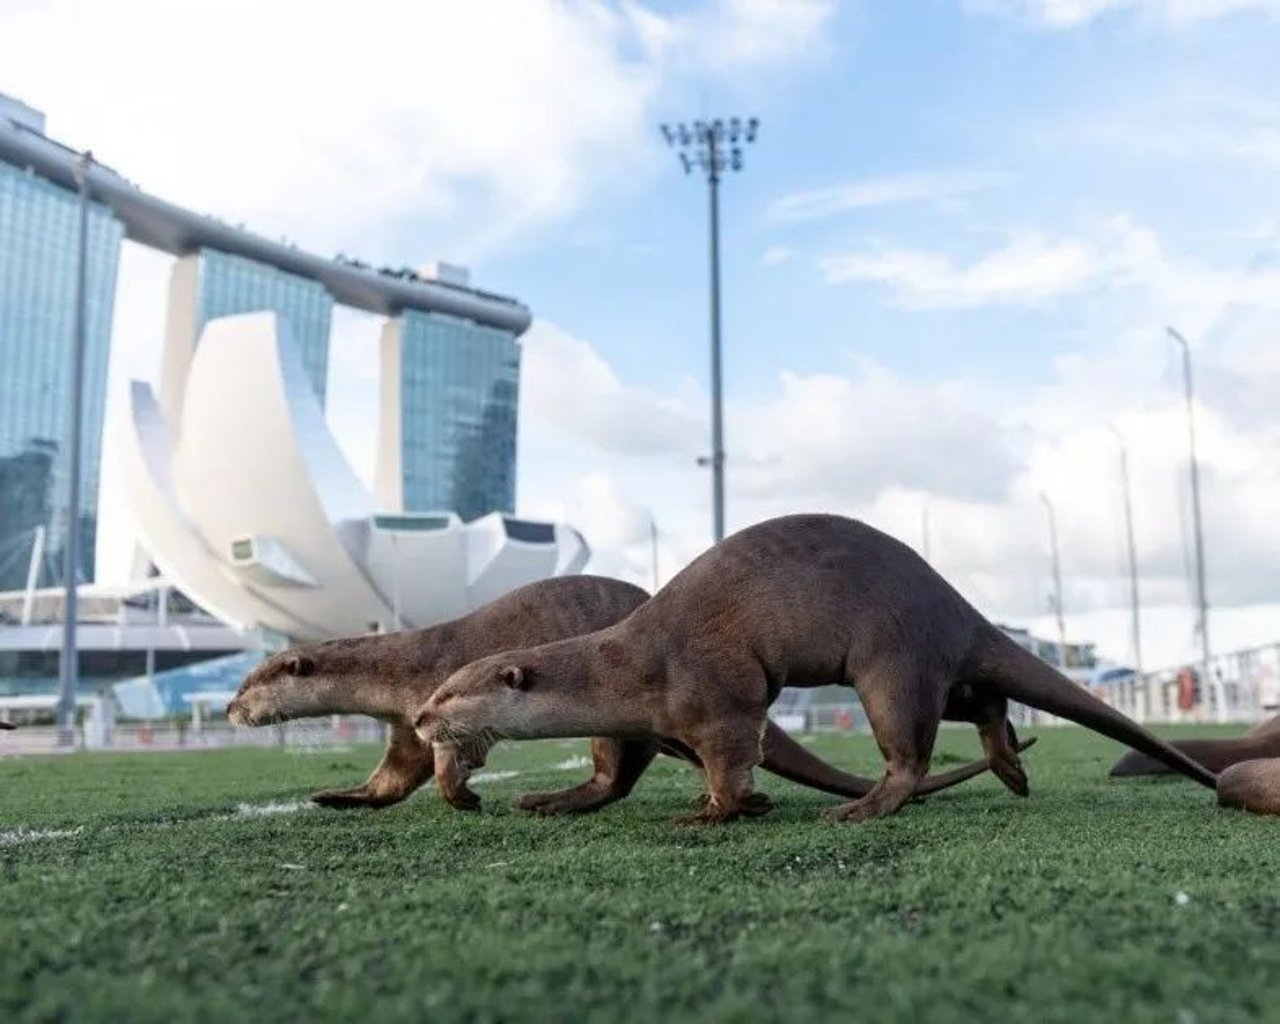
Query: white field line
[
  {"left": 551, "top": 755, "right": 592, "bottom": 771},
  {"left": 0, "top": 825, "right": 85, "bottom": 847},
  {"left": 224, "top": 800, "right": 315, "bottom": 819},
  {"left": 468, "top": 770, "right": 522, "bottom": 785}
]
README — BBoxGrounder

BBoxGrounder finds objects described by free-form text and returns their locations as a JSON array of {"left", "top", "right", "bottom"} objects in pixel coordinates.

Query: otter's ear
[
  {"left": 499, "top": 665, "right": 530, "bottom": 691},
  {"left": 285, "top": 654, "right": 315, "bottom": 677}
]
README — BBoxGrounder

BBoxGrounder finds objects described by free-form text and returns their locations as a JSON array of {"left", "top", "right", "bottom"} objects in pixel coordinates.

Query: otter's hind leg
[
  {"left": 311, "top": 723, "right": 435, "bottom": 809},
  {"left": 975, "top": 697, "right": 1029, "bottom": 797},
  {"left": 826, "top": 664, "right": 940, "bottom": 823},
  {"left": 519, "top": 738, "right": 660, "bottom": 815}
]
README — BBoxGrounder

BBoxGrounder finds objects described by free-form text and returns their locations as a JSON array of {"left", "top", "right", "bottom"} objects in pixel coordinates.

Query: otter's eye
[
  {"left": 499, "top": 666, "right": 531, "bottom": 691},
  {"left": 285, "top": 655, "right": 315, "bottom": 677}
]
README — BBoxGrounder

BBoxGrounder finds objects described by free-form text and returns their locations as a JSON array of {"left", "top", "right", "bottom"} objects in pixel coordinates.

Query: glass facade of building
[
  {"left": 194, "top": 248, "right": 333, "bottom": 406},
  {"left": 398, "top": 310, "right": 520, "bottom": 522},
  {"left": 0, "top": 162, "right": 122, "bottom": 590}
]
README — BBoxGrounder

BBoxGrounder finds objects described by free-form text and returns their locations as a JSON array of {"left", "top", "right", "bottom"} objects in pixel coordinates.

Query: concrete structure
[{"left": 119, "top": 312, "right": 587, "bottom": 642}]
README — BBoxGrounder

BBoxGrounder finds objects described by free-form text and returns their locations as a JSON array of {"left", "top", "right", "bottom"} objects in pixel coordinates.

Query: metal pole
[
  {"left": 1040, "top": 493, "right": 1068, "bottom": 670},
  {"left": 1112, "top": 431, "right": 1143, "bottom": 673},
  {"left": 1111, "top": 427, "right": 1144, "bottom": 720},
  {"left": 58, "top": 151, "right": 92, "bottom": 746},
  {"left": 1167, "top": 327, "right": 1219, "bottom": 720},
  {"left": 649, "top": 516, "right": 661, "bottom": 593},
  {"left": 707, "top": 135, "right": 726, "bottom": 543},
  {"left": 921, "top": 504, "right": 931, "bottom": 564}
]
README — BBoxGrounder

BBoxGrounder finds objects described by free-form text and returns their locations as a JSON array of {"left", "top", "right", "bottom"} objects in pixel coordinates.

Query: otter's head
[
  {"left": 226, "top": 648, "right": 322, "bottom": 727},
  {"left": 413, "top": 652, "right": 546, "bottom": 746}
]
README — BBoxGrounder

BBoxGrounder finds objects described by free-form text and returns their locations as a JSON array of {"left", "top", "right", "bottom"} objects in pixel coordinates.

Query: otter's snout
[{"left": 226, "top": 697, "right": 248, "bottom": 726}]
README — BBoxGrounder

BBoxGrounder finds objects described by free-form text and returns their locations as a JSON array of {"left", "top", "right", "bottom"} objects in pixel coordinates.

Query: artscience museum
[{"left": 121, "top": 311, "right": 589, "bottom": 643}]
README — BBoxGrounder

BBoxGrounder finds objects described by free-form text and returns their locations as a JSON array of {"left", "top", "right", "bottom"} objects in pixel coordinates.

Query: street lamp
[
  {"left": 660, "top": 116, "right": 760, "bottom": 543},
  {"left": 1039, "top": 493, "right": 1068, "bottom": 670},
  {"left": 58, "top": 150, "right": 93, "bottom": 746},
  {"left": 1166, "top": 326, "right": 1221, "bottom": 721}
]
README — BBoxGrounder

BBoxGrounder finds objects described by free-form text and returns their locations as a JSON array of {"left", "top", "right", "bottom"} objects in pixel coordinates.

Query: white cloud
[
  {"left": 0, "top": 0, "right": 832, "bottom": 262},
  {"left": 968, "top": 0, "right": 1278, "bottom": 28},
  {"left": 520, "top": 320, "right": 704, "bottom": 457},
  {"left": 818, "top": 215, "right": 1280, "bottom": 311},
  {"left": 767, "top": 171, "right": 1010, "bottom": 223},
  {"left": 505, "top": 260, "right": 1280, "bottom": 668},
  {"left": 761, "top": 244, "right": 796, "bottom": 265}
]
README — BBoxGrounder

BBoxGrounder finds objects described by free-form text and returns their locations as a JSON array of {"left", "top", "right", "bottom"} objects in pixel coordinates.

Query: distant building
[
  {"left": 1, "top": 91, "right": 539, "bottom": 603},
  {"left": 376, "top": 310, "right": 520, "bottom": 522},
  {"left": 0, "top": 144, "right": 124, "bottom": 587}
]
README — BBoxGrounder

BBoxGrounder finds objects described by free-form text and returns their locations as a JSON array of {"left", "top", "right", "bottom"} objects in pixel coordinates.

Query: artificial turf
[{"left": 2, "top": 725, "right": 1278, "bottom": 1023}]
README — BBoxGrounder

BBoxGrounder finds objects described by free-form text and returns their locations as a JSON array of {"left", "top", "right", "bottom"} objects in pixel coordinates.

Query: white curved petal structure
[{"left": 119, "top": 311, "right": 590, "bottom": 641}]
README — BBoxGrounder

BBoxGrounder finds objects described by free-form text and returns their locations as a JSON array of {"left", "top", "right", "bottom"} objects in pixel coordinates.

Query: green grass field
[{"left": 2, "top": 725, "right": 1278, "bottom": 1023}]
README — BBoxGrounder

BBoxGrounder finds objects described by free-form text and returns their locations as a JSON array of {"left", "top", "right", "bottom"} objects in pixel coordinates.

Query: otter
[
  {"left": 1216, "top": 758, "right": 1280, "bottom": 815},
  {"left": 0, "top": 721, "right": 13, "bottom": 730},
  {"left": 227, "top": 573, "right": 1017, "bottom": 813},
  {"left": 418, "top": 514, "right": 1217, "bottom": 825},
  {"left": 1111, "top": 714, "right": 1280, "bottom": 777}
]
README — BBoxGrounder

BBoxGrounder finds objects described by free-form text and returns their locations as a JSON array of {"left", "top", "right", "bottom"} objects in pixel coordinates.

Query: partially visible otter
[
  {"left": 1111, "top": 714, "right": 1280, "bottom": 777},
  {"left": 419, "top": 514, "right": 1216, "bottom": 825},
  {"left": 227, "top": 574, "right": 1016, "bottom": 812},
  {"left": 0, "top": 721, "right": 13, "bottom": 730},
  {"left": 1216, "top": 758, "right": 1280, "bottom": 815}
]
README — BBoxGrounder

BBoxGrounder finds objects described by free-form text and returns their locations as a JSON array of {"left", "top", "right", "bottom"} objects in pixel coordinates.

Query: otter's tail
[
  {"left": 975, "top": 626, "right": 1216, "bottom": 789},
  {"left": 759, "top": 720, "right": 1036, "bottom": 799},
  {"left": 1111, "top": 735, "right": 1276, "bottom": 777}
]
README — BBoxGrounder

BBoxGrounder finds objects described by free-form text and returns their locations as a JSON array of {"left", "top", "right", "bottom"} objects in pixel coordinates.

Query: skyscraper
[
  {"left": 0, "top": 157, "right": 122, "bottom": 589},
  {"left": 161, "top": 247, "right": 333, "bottom": 428},
  {"left": 376, "top": 309, "right": 520, "bottom": 522}
]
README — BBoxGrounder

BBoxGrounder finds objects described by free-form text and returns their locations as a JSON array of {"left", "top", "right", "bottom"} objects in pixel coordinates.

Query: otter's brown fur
[
  {"left": 228, "top": 573, "right": 1011, "bottom": 812},
  {"left": 420, "top": 514, "right": 1216, "bottom": 825},
  {"left": 1216, "top": 758, "right": 1280, "bottom": 815},
  {"left": 1110, "top": 714, "right": 1280, "bottom": 777}
]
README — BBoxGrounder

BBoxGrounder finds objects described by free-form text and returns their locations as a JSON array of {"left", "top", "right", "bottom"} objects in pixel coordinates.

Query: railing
[{"left": 0, "top": 718, "right": 389, "bottom": 755}]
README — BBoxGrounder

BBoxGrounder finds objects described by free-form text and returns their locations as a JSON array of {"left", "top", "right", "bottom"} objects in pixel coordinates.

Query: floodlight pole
[
  {"left": 1167, "top": 326, "right": 1220, "bottom": 721},
  {"left": 1109, "top": 428, "right": 1143, "bottom": 675},
  {"left": 661, "top": 117, "right": 759, "bottom": 544},
  {"left": 1040, "top": 493, "right": 1068, "bottom": 670},
  {"left": 58, "top": 151, "right": 92, "bottom": 747}
]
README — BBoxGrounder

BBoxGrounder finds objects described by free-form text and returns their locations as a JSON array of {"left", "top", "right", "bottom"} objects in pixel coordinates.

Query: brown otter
[
  {"left": 0, "top": 721, "right": 13, "bottom": 730},
  {"left": 418, "top": 514, "right": 1217, "bottom": 825},
  {"left": 227, "top": 573, "right": 1017, "bottom": 813},
  {"left": 1111, "top": 714, "right": 1280, "bottom": 777},
  {"left": 1216, "top": 758, "right": 1280, "bottom": 815}
]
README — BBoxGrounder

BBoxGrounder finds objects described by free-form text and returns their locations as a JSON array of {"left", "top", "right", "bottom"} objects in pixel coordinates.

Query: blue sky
[{"left": 2, "top": 0, "right": 1277, "bottom": 667}]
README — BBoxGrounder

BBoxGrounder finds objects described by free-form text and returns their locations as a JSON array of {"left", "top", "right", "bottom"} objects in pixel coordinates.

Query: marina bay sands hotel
[{"left": 0, "top": 94, "right": 533, "bottom": 593}]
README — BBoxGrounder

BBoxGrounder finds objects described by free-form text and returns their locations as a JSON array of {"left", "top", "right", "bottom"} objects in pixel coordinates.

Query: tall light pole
[
  {"left": 660, "top": 116, "right": 759, "bottom": 543},
  {"left": 1039, "top": 493, "right": 1068, "bottom": 670},
  {"left": 58, "top": 151, "right": 92, "bottom": 746},
  {"left": 921, "top": 503, "right": 932, "bottom": 564},
  {"left": 1166, "top": 326, "right": 1220, "bottom": 720},
  {"left": 1109, "top": 427, "right": 1143, "bottom": 677}
]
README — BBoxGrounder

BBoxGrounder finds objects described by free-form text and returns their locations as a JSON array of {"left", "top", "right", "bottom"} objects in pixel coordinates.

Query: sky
[{"left": 1, "top": 0, "right": 1277, "bottom": 670}]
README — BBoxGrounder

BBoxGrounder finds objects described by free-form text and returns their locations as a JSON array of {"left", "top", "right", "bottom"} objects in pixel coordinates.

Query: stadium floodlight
[
  {"left": 659, "top": 115, "right": 760, "bottom": 543},
  {"left": 59, "top": 150, "right": 93, "bottom": 747}
]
